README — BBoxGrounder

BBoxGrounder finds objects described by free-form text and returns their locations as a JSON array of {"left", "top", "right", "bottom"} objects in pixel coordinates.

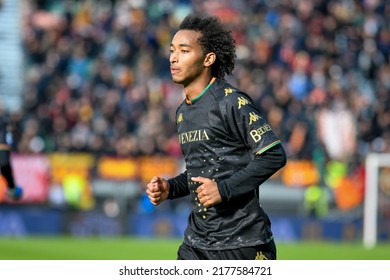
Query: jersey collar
[{"left": 185, "top": 77, "right": 216, "bottom": 105}]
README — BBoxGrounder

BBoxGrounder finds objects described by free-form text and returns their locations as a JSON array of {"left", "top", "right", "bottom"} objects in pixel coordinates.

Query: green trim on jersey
[
  {"left": 255, "top": 140, "right": 281, "bottom": 155},
  {"left": 190, "top": 82, "right": 213, "bottom": 103}
]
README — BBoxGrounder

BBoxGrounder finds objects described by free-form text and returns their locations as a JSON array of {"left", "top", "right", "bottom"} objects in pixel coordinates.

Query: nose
[{"left": 170, "top": 50, "right": 178, "bottom": 64}]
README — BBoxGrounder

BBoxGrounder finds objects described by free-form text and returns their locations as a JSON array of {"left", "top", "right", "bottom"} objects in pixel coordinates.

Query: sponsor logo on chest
[{"left": 178, "top": 129, "right": 210, "bottom": 144}]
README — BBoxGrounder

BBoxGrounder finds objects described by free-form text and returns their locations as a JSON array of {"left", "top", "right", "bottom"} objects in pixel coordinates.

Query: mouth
[{"left": 170, "top": 67, "right": 180, "bottom": 75}]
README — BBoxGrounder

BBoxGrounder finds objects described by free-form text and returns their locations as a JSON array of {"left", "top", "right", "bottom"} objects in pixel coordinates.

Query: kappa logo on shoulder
[
  {"left": 224, "top": 88, "right": 235, "bottom": 96},
  {"left": 177, "top": 113, "right": 184, "bottom": 124},
  {"left": 249, "top": 112, "right": 261, "bottom": 125},
  {"left": 237, "top": 96, "right": 250, "bottom": 109}
]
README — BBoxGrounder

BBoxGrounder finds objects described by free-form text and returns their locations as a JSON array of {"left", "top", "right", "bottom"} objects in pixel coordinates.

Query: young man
[
  {"left": 146, "top": 15, "right": 286, "bottom": 260},
  {"left": 0, "top": 116, "right": 22, "bottom": 200}
]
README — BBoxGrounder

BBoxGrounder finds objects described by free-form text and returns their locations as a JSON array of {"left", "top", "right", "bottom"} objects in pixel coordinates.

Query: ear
[{"left": 204, "top": 52, "right": 216, "bottom": 67}]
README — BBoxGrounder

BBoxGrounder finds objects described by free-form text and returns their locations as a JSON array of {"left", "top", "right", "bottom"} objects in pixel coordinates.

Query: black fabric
[
  {"left": 0, "top": 164, "right": 15, "bottom": 189},
  {"left": 217, "top": 144, "right": 286, "bottom": 202},
  {"left": 167, "top": 171, "right": 189, "bottom": 199},
  {"left": 0, "top": 116, "right": 14, "bottom": 188},
  {"left": 172, "top": 78, "right": 286, "bottom": 250},
  {"left": 0, "top": 149, "right": 10, "bottom": 166},
  {"left": 0, "top": 116, "right": 7, "bottom": 144},
  {"left": 177, "top": 239, "right": 277, "bottom": 260}
]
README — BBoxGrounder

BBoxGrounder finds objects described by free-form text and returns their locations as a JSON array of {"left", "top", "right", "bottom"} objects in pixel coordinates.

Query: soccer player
[
  {"left": 0, "top": 115, "right": 22, "bottom": 200},
  {"left": 146, "top": 14, "right": 286, "bottom": 260}
]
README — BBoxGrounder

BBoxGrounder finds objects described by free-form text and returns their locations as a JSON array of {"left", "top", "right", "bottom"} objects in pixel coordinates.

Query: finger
[
  {"left": 204, "top": 201, "right": 212, "bottom": 208},
  {"left": 150, "top": 176, "right": 160, "bottom": 184},
  {"left": 146, "top": 189, "right": 153, "bottom": 197},
  {"left": 147, "top": 181, "right": 160, "bottom": 192},
  {"left": 147, "top": 189, "right": 161, "bottom": 197},
  {"left": 147, "top": 180, "right": 157, "bottom": 190},
  {"left": 148, "top": 192, "right": 161, "bottom": 201},
  {"left": 199, "top": 197, "right": 209, "bottom": 207},
  {"left": 148, "top": 197, "right": 160, "bottom": 206},
  {"left": 191, "top": 176, "right": 208, "bottom": 183},
  {"left": 197, "top": 190, "right": 207, "bottom": 203},
  {"left": 148, "top": 194, "right": 160, "bottom": 200},
  {"left": 146, "top": 184, "right": 159, "bottom": 194},
  {"left": 196, "top": 185, "right": 204, "bottom": 194}
]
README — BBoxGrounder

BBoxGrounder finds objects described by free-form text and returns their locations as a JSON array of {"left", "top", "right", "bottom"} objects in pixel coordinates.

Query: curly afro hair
[{"left": 179, "top": 14, "right": 236, "bottom": 80}]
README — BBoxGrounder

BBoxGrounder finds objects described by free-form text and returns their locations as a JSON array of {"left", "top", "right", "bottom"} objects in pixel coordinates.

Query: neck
[{"left": 184, "top": 74, "right": 214, "bottom": 101}]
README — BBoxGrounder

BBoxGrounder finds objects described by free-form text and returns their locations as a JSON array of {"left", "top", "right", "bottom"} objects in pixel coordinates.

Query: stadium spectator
[{"left": 0, "top": 114, "right": 23, "bottom": 200}]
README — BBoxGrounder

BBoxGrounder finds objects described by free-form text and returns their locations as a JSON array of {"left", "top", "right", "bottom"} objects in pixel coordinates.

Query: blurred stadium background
[{"left": 0, "top": 0, "right": 390, "bottom": 259}]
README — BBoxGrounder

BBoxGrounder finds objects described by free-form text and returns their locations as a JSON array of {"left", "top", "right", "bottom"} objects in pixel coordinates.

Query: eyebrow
[{"left": 170, "top": 43, "right": 192, "bottom": 48}]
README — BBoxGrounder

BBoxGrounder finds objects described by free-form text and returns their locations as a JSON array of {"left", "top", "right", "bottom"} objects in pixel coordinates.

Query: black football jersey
[{"left": 174, "top": 78, "right": 281, "bottom": 250}]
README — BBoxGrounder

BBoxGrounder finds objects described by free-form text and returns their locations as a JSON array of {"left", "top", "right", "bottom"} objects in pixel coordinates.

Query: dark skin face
[{"left": 169, "top": 29, "right": 216, "bottom": 101}]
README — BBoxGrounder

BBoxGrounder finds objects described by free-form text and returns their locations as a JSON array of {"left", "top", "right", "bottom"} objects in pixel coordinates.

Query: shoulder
[
  {"left": 210, "top": 79, "right": 255, "bottom": 109},
  {"left": 175, "top": 99, "right": 186, "bottom": 118}
]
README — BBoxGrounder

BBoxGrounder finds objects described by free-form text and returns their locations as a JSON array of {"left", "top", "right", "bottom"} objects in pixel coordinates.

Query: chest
[{"left": 176, "top": 101, "right": 228, "bottom": 147}]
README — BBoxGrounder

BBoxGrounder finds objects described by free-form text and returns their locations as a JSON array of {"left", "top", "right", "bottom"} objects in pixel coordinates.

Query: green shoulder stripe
[{"left": 255, "top": 141, "right": 281, "bottom": 155}]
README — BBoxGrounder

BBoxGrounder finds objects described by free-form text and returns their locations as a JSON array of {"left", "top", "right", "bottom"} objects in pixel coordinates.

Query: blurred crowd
[{"left": 9, "top": 0, "right": 390, "bottom": 177}]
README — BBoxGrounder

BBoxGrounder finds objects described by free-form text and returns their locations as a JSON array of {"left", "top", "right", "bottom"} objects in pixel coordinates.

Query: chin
[{"left": 171, "top": 77, "right": 184, "bottom": 84}]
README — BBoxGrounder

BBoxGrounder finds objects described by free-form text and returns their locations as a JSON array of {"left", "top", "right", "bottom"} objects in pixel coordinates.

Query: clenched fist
[{"left": 146, "top": 176, "right": 170, "bottom": 206}]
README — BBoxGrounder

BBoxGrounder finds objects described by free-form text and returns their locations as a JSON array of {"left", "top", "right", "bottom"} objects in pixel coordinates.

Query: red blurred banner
[{"left": 9, "top": 154, "right": 50, "bottom": 203}]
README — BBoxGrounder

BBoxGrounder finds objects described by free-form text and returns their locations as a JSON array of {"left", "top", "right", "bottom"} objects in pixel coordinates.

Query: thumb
[{"left": 151, "top": 176, "right": 161, "bottom": 183}]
